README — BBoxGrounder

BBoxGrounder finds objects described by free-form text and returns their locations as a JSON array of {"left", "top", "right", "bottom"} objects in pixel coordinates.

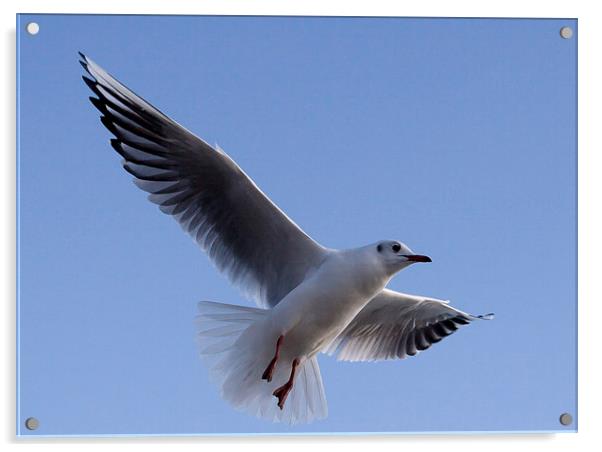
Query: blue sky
[{"left": 17, "top": 15, "right": 576, "bottom": 436}]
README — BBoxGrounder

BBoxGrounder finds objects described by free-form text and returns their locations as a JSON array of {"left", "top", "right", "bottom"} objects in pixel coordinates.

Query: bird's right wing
[
  {"left": 80, "top": 53, "right": 328, "bottom": 308},
  {"left": 324, "top": 288, "right": 493, "bottom": 362}
]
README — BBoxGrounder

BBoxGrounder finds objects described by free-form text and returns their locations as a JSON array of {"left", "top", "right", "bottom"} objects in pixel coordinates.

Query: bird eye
[{"left": 392, "top": 243, "right": 401, "bottom": 253}]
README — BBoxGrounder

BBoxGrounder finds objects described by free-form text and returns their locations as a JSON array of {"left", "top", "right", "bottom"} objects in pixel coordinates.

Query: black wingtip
[
  {"left": 82, "top": 76, "right": 99, "bottom": 94},
  {"left": 100, "top": 115, "right": 118, "bottom": 134},
  {"left": 477, "top": 313, "right": 495, "bottom": 320},
  {"left": 79, "top": 61, "right": 93, "bottom": 78},
  {"left": 110, "top": 139, "right": 127, "bottom": 158},
  {"left": 78, "top": 51, "right": 88, "bottom": 64},
  {"left": 79, "top": 53, "right": 94, "bottom": 78},
  {"left": 453, "top": 316, "right": 471, "bottom": 326},
  {"left": 89, "top": 96, "right": 106, "bottom": 113},
  {"left": 442, "top": 319, "right": 459, "bottom": 331}
]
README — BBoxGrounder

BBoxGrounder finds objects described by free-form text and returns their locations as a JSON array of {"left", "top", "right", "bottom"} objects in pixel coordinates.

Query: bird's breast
[{"left": 270, "top": 255, "right": 387, "bottom": 357}]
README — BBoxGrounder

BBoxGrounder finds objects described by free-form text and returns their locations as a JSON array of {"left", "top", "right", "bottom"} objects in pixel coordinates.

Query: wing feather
[
  {"left": 80, "top": 53, "right": 327, "bottom": 307},
  {"left": 324, "top": 288, "right": 493, "bottom": 362}
]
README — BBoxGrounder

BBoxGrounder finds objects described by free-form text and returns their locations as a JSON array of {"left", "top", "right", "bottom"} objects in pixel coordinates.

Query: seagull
[{"left": 79, "top": 53, "right": 493, "bottom": 424}]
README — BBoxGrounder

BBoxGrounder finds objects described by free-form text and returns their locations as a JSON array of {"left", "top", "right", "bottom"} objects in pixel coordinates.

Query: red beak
[{"left": 402, "top": 254, "right": 432, "bottom": 263}]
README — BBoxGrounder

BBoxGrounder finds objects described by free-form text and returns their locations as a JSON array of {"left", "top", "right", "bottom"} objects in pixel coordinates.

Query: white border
[{"left": 3, "top": 1, "right": 600, "bottom": 451}]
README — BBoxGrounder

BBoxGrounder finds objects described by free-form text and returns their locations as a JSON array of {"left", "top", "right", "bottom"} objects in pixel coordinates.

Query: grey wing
[
  {"left": 80, "top": 53, "right": 327, "bottom": 308},
  {"left": 324, "top": 288, "right": 494, "bottom": 362}
]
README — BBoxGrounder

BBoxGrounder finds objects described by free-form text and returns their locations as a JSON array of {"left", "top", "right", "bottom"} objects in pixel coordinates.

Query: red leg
[
  {"left": 273, "top": 358, "right": 300, "bottom": 410},
  {"left": 261, "top": 335, "right": 284, "bottom": 382}
]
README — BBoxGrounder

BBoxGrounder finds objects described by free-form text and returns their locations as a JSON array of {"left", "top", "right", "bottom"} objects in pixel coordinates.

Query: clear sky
[{"left": 17, "top": 15, "right": 577, "bottom": 436}]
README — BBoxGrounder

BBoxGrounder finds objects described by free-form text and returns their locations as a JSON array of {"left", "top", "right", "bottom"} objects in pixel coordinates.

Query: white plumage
[{"left": 80, "top": 53, "right": 493, "bottom": 424}]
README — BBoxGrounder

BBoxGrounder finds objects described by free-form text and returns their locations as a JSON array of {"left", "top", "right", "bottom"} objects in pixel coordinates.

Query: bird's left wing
[
  {"left": 324, "top": 288, "right": 493, "bottom": 362},
  {"left": 80, "top": 53, "right": 328, "bottom": 308}
]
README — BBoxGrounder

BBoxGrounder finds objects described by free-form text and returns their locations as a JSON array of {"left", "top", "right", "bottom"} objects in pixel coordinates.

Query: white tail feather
[{"left": 196, "top": 301, "right": 328, "bottom": 424}]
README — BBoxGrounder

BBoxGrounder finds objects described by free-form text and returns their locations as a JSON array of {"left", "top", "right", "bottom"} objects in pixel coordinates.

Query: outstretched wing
[
  {"left": 324, "top": 288, "right": 493, "bottom": 361},
  {"left": 80, "top": 53, "right": 327, "bottom": 308}
]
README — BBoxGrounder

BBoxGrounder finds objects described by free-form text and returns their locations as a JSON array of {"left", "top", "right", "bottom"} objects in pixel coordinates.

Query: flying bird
[{"left": 79, "top": 53, "right": 493, "bottom": 424}]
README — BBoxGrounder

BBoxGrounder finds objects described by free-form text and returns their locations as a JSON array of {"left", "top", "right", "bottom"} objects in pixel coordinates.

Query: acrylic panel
[{"left": 16, "top": 14, "right": 577, "bottom": 436}]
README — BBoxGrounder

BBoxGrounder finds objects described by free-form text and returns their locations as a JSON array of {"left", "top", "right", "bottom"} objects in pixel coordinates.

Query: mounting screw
[
  {"left": 25, "top": 417, "right": 39, "bottom": 430},
  {"left": 559, "top": 26, "right": 573, "bottom": 39},
  {"left": 26, "top": 22, "right": 40, "bottom": 35},
  {"left": 559, "top": 412, "right": 573, "bottom": 426}
]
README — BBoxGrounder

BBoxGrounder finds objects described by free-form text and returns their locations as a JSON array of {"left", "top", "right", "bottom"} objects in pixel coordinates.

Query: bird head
[{"left": 374, "top": 240, "right": 432, "bottom": 275}]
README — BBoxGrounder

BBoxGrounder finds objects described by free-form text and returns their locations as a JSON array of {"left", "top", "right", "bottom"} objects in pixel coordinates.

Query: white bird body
[
  {"left": 206, "top": 246, "right": 395, "bottom": 423},
  {"left": 268, "top": 246, "right": 390, "bottom": 360},
  {"left": 80, "top": 53, "right": 493, "bottom": 425}
]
